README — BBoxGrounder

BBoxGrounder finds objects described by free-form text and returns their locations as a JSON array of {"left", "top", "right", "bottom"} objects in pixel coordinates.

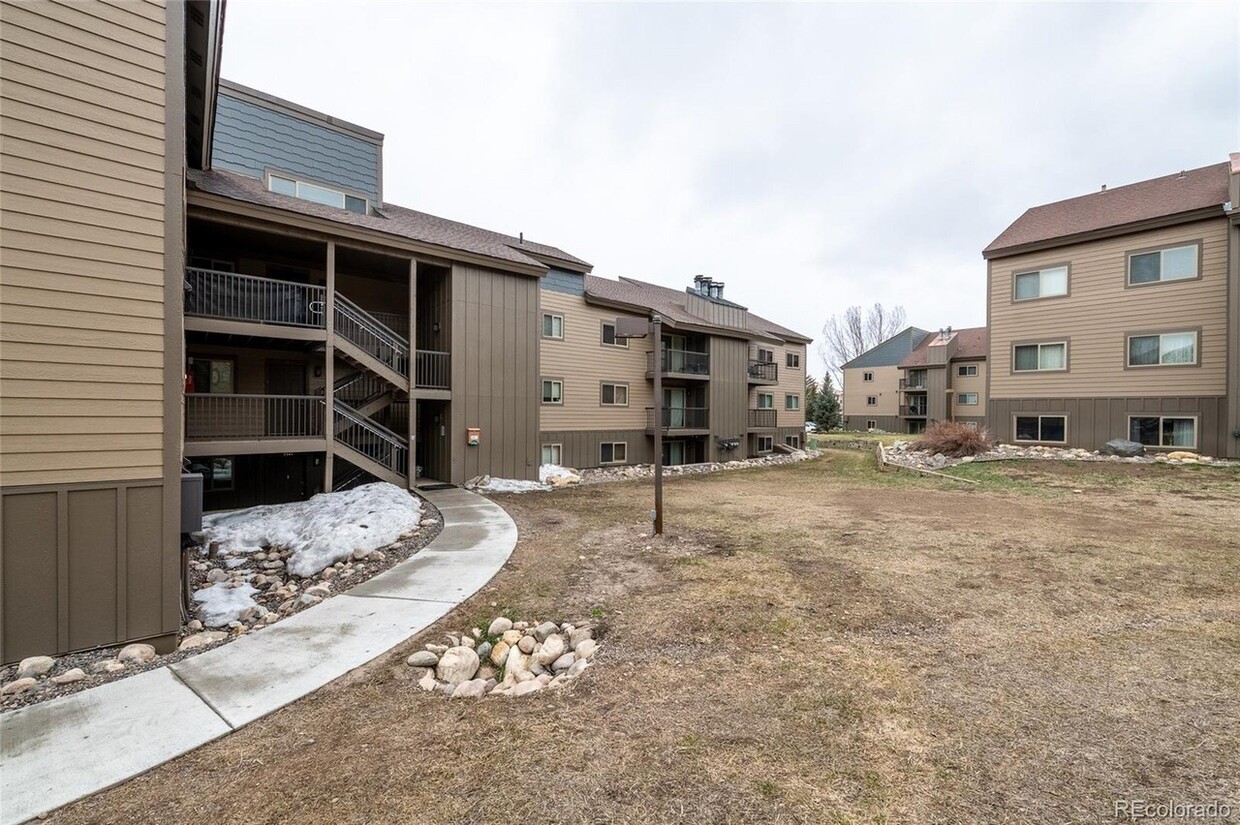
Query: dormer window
[{"left": 268, "top": 174, "right": 367, "bottom": 214}]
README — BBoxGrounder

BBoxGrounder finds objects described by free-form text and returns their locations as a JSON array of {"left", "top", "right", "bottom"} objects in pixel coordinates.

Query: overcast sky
[{"left": 220, "top": 1, "right": 1237, "bottom": 376}]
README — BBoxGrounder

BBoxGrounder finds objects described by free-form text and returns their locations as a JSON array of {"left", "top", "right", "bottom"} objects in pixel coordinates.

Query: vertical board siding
[
  {"left": 0, "top": 0, "right": 168, "bottom": 488},
  {"left": 212, "top": 91, "right": 380, "bottom": 202},
  {"left": 988, "top": 219, "right": 1228, "bottom": 398},
  {"left": 538, "top": 429, "right": 655, "bottom": 470},
  {"left": 449, "top": 264, "right": 540, "bottom": 483},
  {"left": 709, "top": 337, "right": 748, "bottom": 461}
]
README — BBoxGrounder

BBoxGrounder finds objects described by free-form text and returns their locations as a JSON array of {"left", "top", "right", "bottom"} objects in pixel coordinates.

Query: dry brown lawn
[{"left": 57, "top": 451, "right": 1240, "bottom": 824}]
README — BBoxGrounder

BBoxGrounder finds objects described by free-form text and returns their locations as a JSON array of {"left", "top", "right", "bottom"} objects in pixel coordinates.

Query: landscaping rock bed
[
  {"left": 579, "top": 449, "right": 820, "bottom": 486},
  {"left": 0, "top": 497, "right": 444, "bottom": 712},
  {"left": 885, "top": 440, "right": 1239, "bottom": 471},
  {"left": 407, "top": 615, "right": 598, "bottom": 698}
]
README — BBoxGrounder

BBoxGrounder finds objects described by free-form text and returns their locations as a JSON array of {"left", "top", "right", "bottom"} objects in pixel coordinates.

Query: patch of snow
[
  {"left": 539, "top": 464, "right": 581, "bottom": 485},
  {"left": 473, "top": 476, "right": 549, "bottom": 494},
  {"left": 193, "top": 583, "right": 258, "bottom": 627},
  {"left": 197, "top": 482, "right": 422, "bottom": 577}
]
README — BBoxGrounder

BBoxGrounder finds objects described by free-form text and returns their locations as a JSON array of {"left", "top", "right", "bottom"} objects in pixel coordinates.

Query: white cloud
[{"left": 221, "top": 1, "right": 1237, "bottom": 373}]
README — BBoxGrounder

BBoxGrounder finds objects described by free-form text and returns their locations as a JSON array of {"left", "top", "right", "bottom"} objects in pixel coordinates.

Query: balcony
[
  {"left": 747, "top": 360, "right": 778, "bottom": 385},
  {"left": 184, "top": 394, "right": 325, "bottom": 454},
  {"left": 900, "top": 404, "right": 928, "bottom": 417},
  {"left": 748, "top": 408, "right": 777, "bottom": 429},
  {"left": 646, "top": 406, "right": 710, "bottom": 431},
  {"left": 647, "top": 349, "right": 710, "bottom": 380},
  {"left": 185, "top": 267, "right": 326, "bottom": 335},
  {"left": 899, "top": 377, "right": 927, "bottom": 390},
  {"left": 415, "top": 350, "right": 451, "bottom": 390}
]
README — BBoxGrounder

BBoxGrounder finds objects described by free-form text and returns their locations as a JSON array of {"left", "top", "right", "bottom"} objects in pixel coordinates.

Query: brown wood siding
[
  {"left": 0, "top": 0, "right": 169, "bottom": 488},
  {"left": 708, "top": 337, "right": 748, "bottom": 460},
  {"left": 842, "top": 414, "right": 901, "bottom": 432},
  {"left": 989, "top": 219, "right": 1228, "bottom": 398},
  {"left": 538, "top": 430, "right": 654, "bottom": 469},
  {"left": 986, "top": 396, "right": 1231, "bottom": 457},
  {"left": 538, "top": 289, "right": 654, "bottom": 431},
  {"left": 448, "top": 264, "right": 539, "bottom": 483}
]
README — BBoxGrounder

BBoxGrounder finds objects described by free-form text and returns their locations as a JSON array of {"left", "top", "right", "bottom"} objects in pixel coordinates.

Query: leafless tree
[{"left": 819, "top": 303, "right": 908, "bottom": 384}]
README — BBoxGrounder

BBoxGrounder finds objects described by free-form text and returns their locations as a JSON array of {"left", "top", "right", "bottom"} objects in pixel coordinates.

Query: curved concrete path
[{"left": 0, "top": 488, "right": 515, "bottom": 825}]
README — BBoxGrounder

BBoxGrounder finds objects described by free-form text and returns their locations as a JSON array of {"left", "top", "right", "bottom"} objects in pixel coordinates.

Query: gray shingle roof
[
  {"left": 188, "top": 168, "right": 592, "bottom": 272},
  {"left": 840, "top": 327, "right": 932, "bottom": 369}
]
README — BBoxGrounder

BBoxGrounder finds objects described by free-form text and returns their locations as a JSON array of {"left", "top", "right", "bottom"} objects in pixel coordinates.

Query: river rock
[
  {"left": 551, "top": 652, "right": 576, "bottom": 672},
  {"left": 490, "top": 640, "right": 510, "bottom": 667},
  {"left": 569, "top": 627, "right": 593, "bottom": 648},
  {"left": 407, "top": 650, "right": 439, "bottom": 668},
  {"left": 1167, "top": 450, "right": 1198, "bottom": 461},
  {"left": 533, "top": 621, "right": 559, "bottom": 642},
  {"left": 435, "top": 646, "right": 480, "bottom": 686},
  {"left": 487, "top": 617, "right": 513, "bottom": 636},
  {"left": 502, "top": 648, "right": 532, "bottom": 686},
  {"left": 1101, "top": 438, "right": 1145, "bottom": 457},
  {"left": 450, "top": 678, "right": 489, "bottom": 699},
  {"left": 517, "top": 635, "right": 536, "bottom": 654},
  {"left": 51, "top": 668, "right": 86, "bottom": 685},
  {"left": 509, "top": 679, "right": 543, "bottom": 697},
  {"left": 501, "top": 629, "right": 522, "bottom": 645},
  {"left": 178, "top": 631, "right": 228, "bottom": 651},
  {"left": 417, "top": 671, "right": 438, "bottom": 692},
  {"left": 17, "top": 656, "right": 54, "bottom": 679},
  {"left": 2, "top": 678, "right": 38, "bottom": 695},
  {"left": 476, "top": 641, "right": 493, "bottom": 660},
  {"left": 535, "top": 634, "right": 566, "bottom": 665},
  {"left": 574, "top": 638, "right": 598, "bottom": 660},
  {"left": 118, "top": 643, "right": 157, "bottom": 664}
]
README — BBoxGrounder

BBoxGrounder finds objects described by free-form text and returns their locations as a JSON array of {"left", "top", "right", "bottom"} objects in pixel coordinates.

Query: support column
[
  {"left": 407, "top": 258, "right": 417, "bottom": 488},
  {"left": 323, "top": 241, "right": 336, "bottom": 491}
]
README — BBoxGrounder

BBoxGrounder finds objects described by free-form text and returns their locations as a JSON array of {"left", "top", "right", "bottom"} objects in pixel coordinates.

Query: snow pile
[
  {"left": 193, "top": 582, "right": 259, "bottom": 627},
  {"left": 539, "top": 464, "right": 582, "bottom": 487},
  {"left": 468, "top": 476, "right": 549, "bottom": 494},
  {"left": 198, "top": 482, "right": 422, "bottom": 577}
]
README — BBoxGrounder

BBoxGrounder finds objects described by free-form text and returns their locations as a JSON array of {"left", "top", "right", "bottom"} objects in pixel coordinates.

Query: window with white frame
[
  {"left": 957, "top": 392, "right": 979, "bottom": 406},
  {"left": 1128, "top": 243, "right": 1199, "bottom": 285},
  {"left": 866, "top": 419, "right": 877, "bottom": 430},
  {"left": 863, "top": 371, "right": 874, "bottom": 382},
  {"left": 866, "top": 395, "right": 878, "bottom": 406},
  {"left": 1014, "top": 414, "right": 1066, "bottom": 443},
  {"left": 757, "top": 392, "right": 774, "bottom": 409},
  {"left": 600, "top": 322, "right": 628, "bottom": 347},
  {"left": 268, "top": 174, "right": 367, "bottom": 214},
  {"left": 785, "top": 394, "right": 800, "bottom": 410},
  {"left": 541, "top": 379, "right": 563, "bottom": 404},
  {"left": 958, "top": 364, "right": 978, "bottom": 377},
  {"left": 541, "top": 443, "right": 562, "bottom": 465},
  {"left": 757, "top": 435, "right": 773, "bottom": 452},
  {"left": 1013, "top": 342, "right": 1067, "bottom": 372},
  {"left": 600, "top": 441, "right": 627, "bottom": 464},
  {"left": 784, "top": 435, "right": 801, "bottom": 449},
  {"left": 1014, "top": 265, "right": 1068, "bottom": 300},
  {"left": 1127, "top": 331, "right": 1197, "bottom": 367},
  {"left": 600, "top": 382, "right": 628, "bottom": 406},
  {"left": 1128, "top": 415, "right": 1196, "bottom": 448},
  {"left": 542, "top": 313, "right": 564, "bottom": 339}
]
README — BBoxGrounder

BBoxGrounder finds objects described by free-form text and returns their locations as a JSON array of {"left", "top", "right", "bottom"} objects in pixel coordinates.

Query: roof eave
[{"left": 983, "top": 205, "right": 1226, "bottom": 260}]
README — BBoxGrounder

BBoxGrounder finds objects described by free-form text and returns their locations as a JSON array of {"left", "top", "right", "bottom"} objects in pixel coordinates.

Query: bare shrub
[{"left": 911, "top": 420, "right": 991, "bottom": 457}]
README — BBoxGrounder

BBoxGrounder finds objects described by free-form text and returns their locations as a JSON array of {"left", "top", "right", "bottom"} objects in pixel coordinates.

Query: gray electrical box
[{"left": 181, "top": 472, "right": 203, "bottom": 534}]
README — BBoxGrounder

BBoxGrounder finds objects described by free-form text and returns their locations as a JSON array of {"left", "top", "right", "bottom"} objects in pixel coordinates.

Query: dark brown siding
[
  {"left": 986, "top": 396, "right": 1230, "bottom": 456},
  {"left": 926, "top": 366, "right": 949, "bottom": 421},
  {"left": 843, "top": 414, "right": 901, "bottom": 432},
  {"left": 707, "top": 337, "right": 748, "bottom": 461},
  {"left": 1, "top": 480, "right": 172, "bottom": 664},
  {"left": 539, "top": 430, "right": 654, "bottom": 469},
  {"left": 448, "top": 264, "right": 540, "bottom": 483}
]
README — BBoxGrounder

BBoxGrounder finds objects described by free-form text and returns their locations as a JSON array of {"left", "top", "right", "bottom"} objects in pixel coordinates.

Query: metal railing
[
  {"left": 333, "top": 372, "right": 390, "bottom": 408},
  {"left": 334, "top": 401, "right": 408, "bottom": 476},
  {"left": 185, "top": 268, "right": 326, "bottom": 328},
  {"left": 185, "top": 394, "right": 325, "bottom": 440},
  {"left": 900, "top": 405, "right": 928, "bottom": 417},
  {"left": 648, "top": 349, "right": 710, "bottom": 376},
  {"left": 416, "top": 350, "right": 451, "bottom": 389},
  {"left": 747, "top": 360, "right": 778, "bottom": 383},
  {"left": 647, "top": 406, "right": 710, "bottom": 429},
  {"left": 748, "top": 408, "right": 777, "bottom": 428},
  {"left": 900, "top": 377, "right": 927, "bottom": 390},
  {"left": 334, "top": 294, "right": 409, "bottom": 377},
  {"left": 369, "top": 310, "right": 409, "bottom": 339}
]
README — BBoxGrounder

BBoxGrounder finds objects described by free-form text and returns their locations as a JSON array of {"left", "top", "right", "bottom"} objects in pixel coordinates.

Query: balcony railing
[
  {"left": 334, "top": 401, "right": 408, "bottom": 476},
  {"left": 899, "top": 378, "right": 927, "bottom": 390},
  {"left": 416, "top": 350, "right": 451, "bottom": 389},
  {"left": 647, "top": 406, "right": 709, "bottom": 430},
  {"left": 900, "top": 405, "right": 928, "bottom": 417},
  {"left": 185, "top": 268, "right": 326, "bottom": 328},
  {"left": 185, "top": 394, "right": 324, "bottom": 440},
  {"left": 334, "top": 293, "right": 409, "bottom": 377},
  {"left": 747, "top": 360, "right": 778, "bottom": 383},
  {"left": 648, "top": 349, "right": 710, "bottom": 377},
  {"left": 748, "top": 408, "right": 777, "bottom": 428}
]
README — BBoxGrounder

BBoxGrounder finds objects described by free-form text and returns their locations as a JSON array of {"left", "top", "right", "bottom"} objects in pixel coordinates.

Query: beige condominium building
[
  {"left": 0, "top": 0, "right": 591, "bottom": 663},
  {"left": 538, "top": 275, "right": 811, "bottom": 467},
  {"left": 840, "top": 327, "right": 930, "bottom": 432},
  {"left": 984, "top": 157, "right": 1240, "bottom": 459},
  {"left": 895, "top": 326, "right": 988, "bottom": 434}
]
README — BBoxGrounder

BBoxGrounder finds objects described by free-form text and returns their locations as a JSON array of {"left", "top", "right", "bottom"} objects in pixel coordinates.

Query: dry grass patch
[{"left": 57, "top": 452, "right": 1240, "bottom": 824}]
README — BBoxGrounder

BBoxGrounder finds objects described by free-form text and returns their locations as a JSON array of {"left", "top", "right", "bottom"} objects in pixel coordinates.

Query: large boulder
[
  {"left": 435, "top": 646, "right": 480, "bottom": 686},
  {"left": 1101, "top": 439, "right": 1145, "bottom": 457}
]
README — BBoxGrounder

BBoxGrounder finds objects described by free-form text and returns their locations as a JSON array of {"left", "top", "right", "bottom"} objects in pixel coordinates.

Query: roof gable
[{"left": 841, "top": 327, "right": 932, "bottom": 369}]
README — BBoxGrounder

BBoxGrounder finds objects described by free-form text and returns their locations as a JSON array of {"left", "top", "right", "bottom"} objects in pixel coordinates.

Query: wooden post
[
  {"left": 652, "top": 314, "right": 663, "bottom": 535},
  {"left": 323, "top": 241, "right": 336, "bottom": 491},
  {"left": 407, "top": 258, "right": 417, "bottom": 489}
]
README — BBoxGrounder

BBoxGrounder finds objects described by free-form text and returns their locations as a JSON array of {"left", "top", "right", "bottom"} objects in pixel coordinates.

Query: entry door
[
  {"left": 666, "top": 335, "right": 687, "bottom": 372},
  {"left": 663, "top": 440, "right": 685, "bottom": 466},
  {"left": 664, "top": 387, "right": 686, "bottom": 428},
  {"left": 265, "top": 360, "right": 308, "bottom": 436}
]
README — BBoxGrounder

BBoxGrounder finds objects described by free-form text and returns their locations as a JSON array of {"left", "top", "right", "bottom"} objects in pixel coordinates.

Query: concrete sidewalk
[{"left": 0, "top": 488, "right": 516, "bottom": 825}]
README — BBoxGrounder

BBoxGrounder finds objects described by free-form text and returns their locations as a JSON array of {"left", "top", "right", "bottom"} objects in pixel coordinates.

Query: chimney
[{"left": 1229, "top": 152, "right": 1240, "bottom": 211}]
